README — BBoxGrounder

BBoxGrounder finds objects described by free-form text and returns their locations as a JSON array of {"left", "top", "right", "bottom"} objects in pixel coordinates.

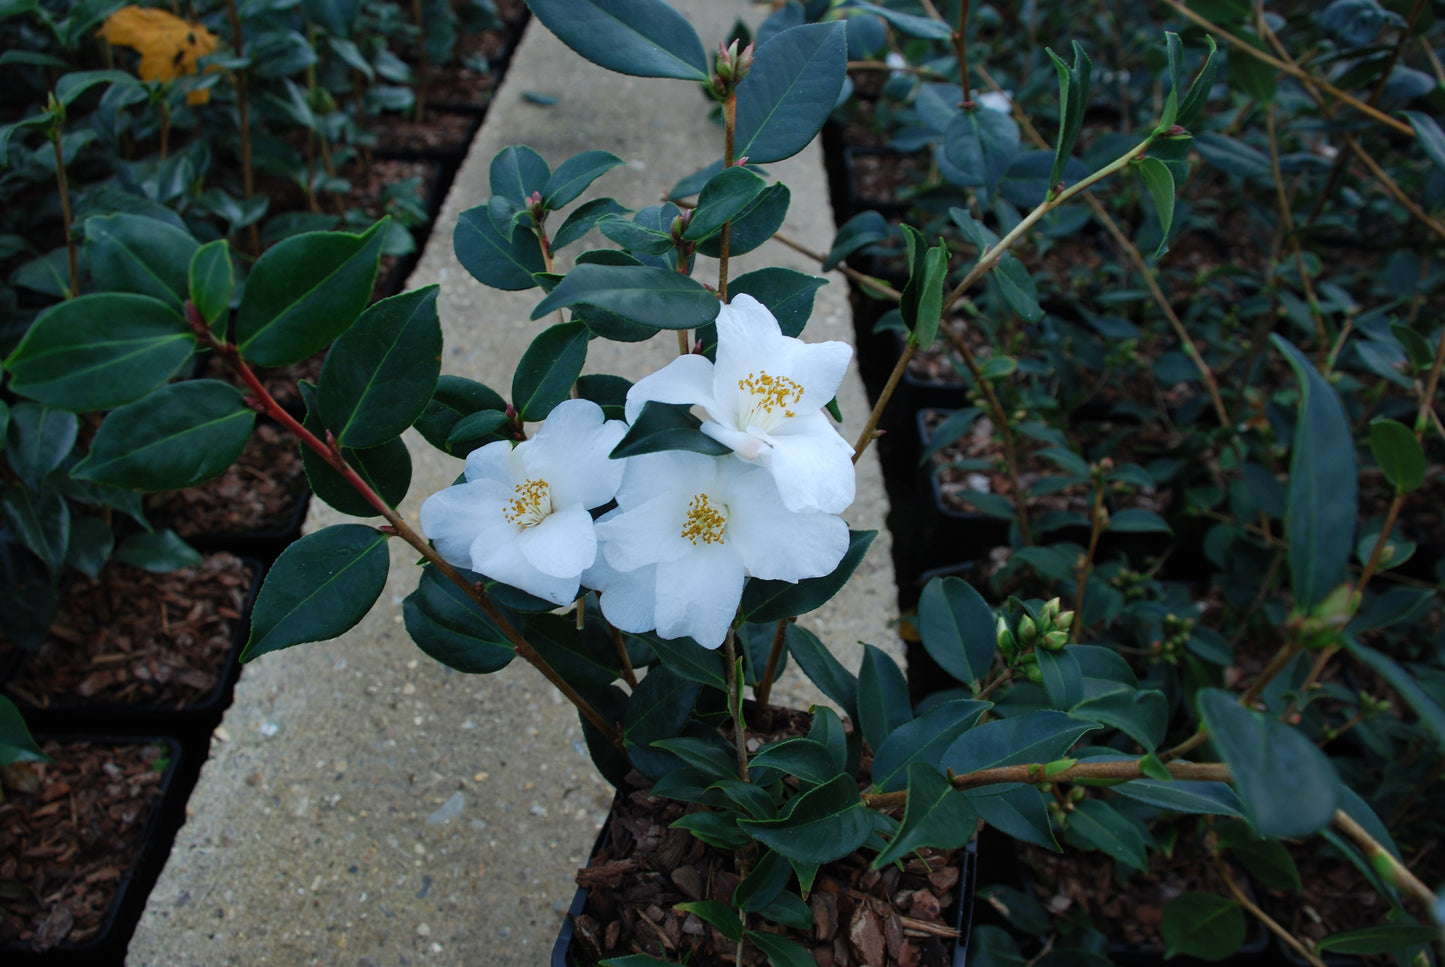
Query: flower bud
[
  {"left": 1040, "top": 597, "right": 1060, "bottom": 622},
  {"left": 1054, "top": 610, "right": 1075, "bottom": 632},
  {"left": 1041, "top": 630, "right": 1070, "bottom": 651},
  {"left": 1017, "top": 614, "right": 1038, "bottom": 648}
]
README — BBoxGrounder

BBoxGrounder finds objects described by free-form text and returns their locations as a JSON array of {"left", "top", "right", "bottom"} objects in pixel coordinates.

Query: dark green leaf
[
  {"left": 1315, "top": 924, "right": 1444, "bottom": 955},
  {"left": 300, "top": 382, "right": 411, "bottom": 517},
  {"left": 525, "top": 0, "right": 708, "bottom": 80},
  {"left": 749, "top": 737, "right": 840, "bottom": 786},
  {"left": 858, "top": 643, "right": 911, "bottom": 753},
  {"left": 872, "top": 699, "right": 991, "bottom": 793},
  {"left": 785, "top": 623, "right": 857, "bottom": 720},
  {"left": 738, "top": 773, "right": 872, "bottom": 864},
  {"left": 823, "top": 210, "right": 893, "bottom": 272},
  {"left": 242, "top": 524, "right": 391, "bottom": 660},
  {"left": 849, "top": 2, "right": 952, "bottom": 39},
  {"left": 511, "top": 320, "right": 588, "bottom": 422},
  {"left": 610, "top": 401, "right": 731, "bottom": 458},
  {"left": 1404, "top": 110, "right": 1445, "bottom": 173},
  {"left": 1197, "top": 687, "right": 1341, "bottom": 836},
  {"left": 674, "top": 901, "right": 742, "bottom": 942},
  {"left": 488, "top": 146, "right": 550, "bottom": 208},
  {"left": 1367, "top": 417, "right": 1426, "bottom": 493},
  {"left": 1, "top": 484, "right": 68, "bottom": 576},
  {"left": 1342, "top": 639, "right": 1445, "bottom": 752},
  {"left": 72, "top": 381, "right": 255, "bottom": 491},
  {"left": 1161, "top": 893, "right": 1246, "bottom": 960},
  {"left": 623, "top": 666, "right": 701, "bottom": 779},
  {"left": 900, "top": 227, "right": 949, "bottom": 349},
  {"left": 1272, "top": 335, "right": 1357, "bottom": 609},
  {"left": 236, "top": 220, "right": 387, "bottom": 366},
  {"left": 942, "top": 710, "right": 1098, "bottom": 775},
  {"left": 974, "top": 785, "right": 1058, "bottom": 850},
  {"left": 553, "top": 197, "right": 631, "bottom": 251},
  {"left": 918, "top": 574, "right": 998, "bottom": 687},
  {"left": 727, "top": 268, "right": 825, "bottom": 338},
  {"left": 453, "top": 202, "right": 545, "bottom": 291},
  {"left": 873, "top": 763, "right": 979, "bottom": 867},
  {"left": 1108, "top": 508, "right": 1172, "bottom": 533},
  {"left": 1047, "top": 42, "right": 1092, "bottom": 192},
  {"left": 189, "top": 240, "right": 234, "bottom": 332},
  {"left": 636, "top": 629, "right": 728, "bottom": 689},
  {"left": 85, "top": 213, "right": 197, "bottom": 310},
  {"left": 1065, "top": 797, "right": 1150, "bottom": 872},
  {"left": 414, "top": 376, "right": 509, "bottom": 456},
  {"left": 5, "top": 293, "right": 192, "bottom": 411},
  {"left": 1072, "top": 687, "right": 1169, "bottom": 751},
  {"left": 542, "top": 149, "right": 624, "bottom": 210},
  {"left": 684, "top": 166, "right": 768, "bottom": 241},
  {"left": 944, "top": 105, "right": 1020, "bottom": 196},
  {"left": 531, "top": 263, "right": 719, "bottom": 331},
  {"left": 402, "top": 564, "right": 515, "bottom": 674},
  {"left": 1111, "top": 778, "right": 1244, "bottom": 817},
  {"left": 1135, "top": 157, "right": 1176, "bottom": 258},
  {"left": 735, "top": 22, "right": 847, "bottom": 164},
  {"left": 319, "top": 286, "right": 442, "bottom": 449},
  {"left": 1177, "top": 36, "right": 1219, "bottom": 129},
  {"left": 694, "top": 184, "right": 790, "bottom": 259},
  {"left": 6, "top": 403, "right": 76, "bottom": 492},
  {"left": 0, "top": 696, "right": 48, "bottom": 765}
]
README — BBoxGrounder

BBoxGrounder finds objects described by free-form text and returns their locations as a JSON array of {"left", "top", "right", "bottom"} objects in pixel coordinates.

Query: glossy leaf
[
  {"left": 1315, "top": 924, "right": 1444, "bottom": 955},
  {"left": 1197, "top": 687, "right": 1340, "bottom": 836},
  {"left": 784, "top": 624, "right": 858, "bottom": 721},
  {"left": 973, "top": 785, "right": 1058, "bottom": 850},
  {"left": 942, "top": 709, "right": 1098, "bottom": 775},
  {"left": 6, "top": 403, "right": 76, "bottom": 493},
  {"left": 300, "top": 381, "right": 411, "bottom": 517},
  {"left": 0, "top": 695, "right": 48, "bottom": 765},
  {"left": 1176, "top": 35, "right": 1219, "bottom": 130},
  {"left": 857, "top": 643, "right": 911, "bottom": 753},
  {"left": 944, "top": 105, "right": 1020, "bottom": 196},
  {"left": 1161, "top": 893, "right": 1245, "bottom": 960},
  {"left": 72, "top": 381, "right": 255, "bottom": 491},
  {"left": 489, "top": 146, "right": 550, "bottom": 208},
  {"left": 683, "top": 166, "right": 768, "bottom": 241},
  {"left": 525, "top": 0, "right": 708, "bottom": 80},
  {"left": 1111, "top": 778, "right": 1244, "bottom": 817},
  {"left": 189, "top": 239, "right": 234, "bottom": 331},
  {"left": 873, "top": 764, "right": 979, "bottom": 868},
  {"left": 1108, "top": 508, "right": 1172, "bottom": 533},
  {"left": 727, "top": 267, "right": 826, "bottom": 338},
  {"left": 850, "top": 2, "right": 952, "bottom": 39},
  {"left": 414, "top": 376, "right": 509, "bottom": 456},
  {"left": 735, "top": 22, "right": 847, "bottom": 164},
  {"left": 541, "top": 149, "right": 623, "bottom": 210},
  {"left": 674, "top": 901, "right": 742, "bottom": 942},
  {"left": 746, "top": 930, "right": 815, "bottom": 967},
  {"left": 738, "top": 773, "right": 872, "bottom": 865},
  {"left": 5, "top": 293, "right": 192, "bottom": 411},
  {"left": 511, "top": 320, "right": 589, "bottom": 422},
  {"left": 454, "top": 202, "right": 546, "bottom": 290},
  {"left": 403, "top": 564, "right": 516, "bottom": 673},
  {"left": 319, "top": 285, "right": 442, "bottom": 449},
  {"left": 553, "top": 197, "right": 630, "bottom": 251},
  {"left": 918, "top": 574, "right": 998, "bottom": 687},
  {"left": 1, "top": 484, "right": 68, "bottom": 577},
  {"left": 1047, "top": 42, "right": 1093, "bottom": 193},
  {"left": 1368, "top": 417, "right": 1426, "bottom": 493},
  {"left": 85, "top": 213, "right": 196, "bottom": 310},
  {"left": 695, "top": 184, "right": 790, "bottom": 259},
  {"left": 1135, "top": 157, "right": 1175, "bottom": 257},
  {"left": 749, "top": 737, "right": 840, "bottom": 786},
  {"left": 636, "top": 630, "right": 728, "bottom": 690},
  {"left": 899, "top": 226, "right": 949, "bottom": 349},
  {"left": 1066, "top": 798, "right": 1149, "bottom": 872},
  {"left": 623, "top": 666, "right": 701, "bottom": 779},
  {"left": 1342, "top": 639, "right": 1445, "bottom": 751},
  {"left": 740, "top": 529, "right": 876, "bottom": 622},
  {"left": 872, "top": 699, "right": 991, "bottom": 793},
  {"left": 242, "top": 524, "right": 391, "bottom": 660},
  {"left": 610, "top": 401, "right": 731, "bottom": 459},
  {"left": 531, "top": 263, "right": 719, "bottom": 331},
  {"left": 823, "top": 210, "right": 893, "bottom": 272},
  {"left": 236, "top": 220, "right": 387, "bottom": 366},
  {"left": 1071, "top": 687, "right": 1169, "bottom": 751},
  {"left": 1272, "top": 335, "right": 1357, "bottom": 609},
  {"left": 1404, "top": 109, "right": 1445, "bottom": 172}
]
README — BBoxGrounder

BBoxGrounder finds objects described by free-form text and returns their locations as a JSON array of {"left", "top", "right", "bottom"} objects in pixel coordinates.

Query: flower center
[
  {"left": 737, "top": 371, "right": 803, "bottom": 431},
  {"left": 680, "top": 493, "right": 727, "bottom": 545},
  {"left": 504, "top": 478, "right": 553, "bottom": 528}
]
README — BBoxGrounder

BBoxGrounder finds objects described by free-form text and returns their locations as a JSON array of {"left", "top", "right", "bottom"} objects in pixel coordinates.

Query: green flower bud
[
  {"left": 1022, "top": 662, "right": 1043, "bottom": 684},
  {"left": 1040, "top": 598, "right": 1060, "bottom": 622},
  {"left": 1041, "top": 630, "right": 1070, "bottom": 651},
  {"left": 1018, "top": 614, "right": 1038, "bottom": 648},
  {"left": 1054, "top": 610, "right": 1075, "bottom": 632}
]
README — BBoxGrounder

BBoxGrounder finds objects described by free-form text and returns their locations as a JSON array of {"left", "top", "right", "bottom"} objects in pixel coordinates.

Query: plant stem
[
  {"left": 953, "top": 0, "right": 972, "bottom": 104},
  {"left": 1073, "top": 479, "right": 1107, "bottom": 632},
  {"left": 1333, "top": 808, "right": 1440, "bottom": 913},
  {"left": 193, "top": 308, "right": 623, "bottom": 746},
  {"left": 718, "top": 91, "right": 737, "bottom": 302},
  {"left": 223, "top": 0, "right": 259, "bottom": 256},
  {"left": 611, "top": 626, "right": 638, "bottom": 688},
  {"left": 1213, "top": 852, "right": 1326, "bottom": 966},
  {"left": 723, "top": 629, "right": 749, "bottom": 783},
  {"left": 1357, "top": 490, "right": 1407, "bottom": 593},
  {"left": 862, "top": 759, "right": 1230, "bottom": 810},
  {"left": 852, "top": 340, "right": 915, "bottom": 459},
  {"left": 1238, "top": 639, "right": 1302, "bottom": 709},
  {"left": 1159, "top": 0, "right": 1415, "bottom": 137},
  {"left": 51, "top": 132, "right": 77, "bottom": 298},
  {"left": 752, "top": 619, "right": 788, "bottom": 709}
]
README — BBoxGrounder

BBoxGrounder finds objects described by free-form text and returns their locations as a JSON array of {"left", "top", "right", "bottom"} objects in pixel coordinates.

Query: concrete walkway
[{"left": 127, "top": 3, "right": 902, "bottom": 964}]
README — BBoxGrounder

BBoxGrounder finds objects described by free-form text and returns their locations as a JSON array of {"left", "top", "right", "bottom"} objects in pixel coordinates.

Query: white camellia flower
[
  {"left": 419, "top": 398, "right": 627, "bottom": 606},
  {"left": 584, "top": 449, "right": 850, "bottom": 649},
  {"left": 624, "top": 293, "right": 856, "bottom": 515}
]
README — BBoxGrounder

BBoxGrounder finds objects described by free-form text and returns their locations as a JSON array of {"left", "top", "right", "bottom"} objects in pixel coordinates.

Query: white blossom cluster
[{"left": 419, "top": 295, "right": 856, "bottom": 649}]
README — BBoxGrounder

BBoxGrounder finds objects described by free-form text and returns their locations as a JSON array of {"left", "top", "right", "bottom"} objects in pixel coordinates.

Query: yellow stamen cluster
[
  {"left": 504, "top": 478, "right": 552, "bottom": 527},
  {"left": 738, "top": 371, "right": 802, "bottom": 419},
  {"left": 681, "top": 493, "right": 727, "bottom": 545}
]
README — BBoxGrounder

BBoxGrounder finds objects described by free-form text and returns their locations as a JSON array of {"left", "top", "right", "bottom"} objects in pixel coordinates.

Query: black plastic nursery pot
[
  {"left": 552, "top": 786, "right": 979, "bottom": 967},
  {"left": 0, "top": 735, "right": 187, "bottom": 966},
  {"left": 3, "top": 554, "right": 263, "bottom": 745}
]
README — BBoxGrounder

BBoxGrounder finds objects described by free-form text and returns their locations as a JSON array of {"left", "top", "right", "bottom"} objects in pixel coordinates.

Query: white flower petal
[
  {"left": 653, "top": 543, "right": 745, "bottom": 649},
  {"left": 418, "top": 479, "right": 509, "bottom": 568},
  {"left": 587, "top": 559, "right": 658, "bottom": 634},
  {"left": 526, "top": 399, "right": 628, "bottom": 508},
  {"left": 597, "top": 490, "right": 689, "bottom": 571},
  {"left": 516, "top": 502, "right": 597, "bottom": 577},
  {"left": 463, "top": 439, "right": 515, "bottom": 484},
  {"left": 767, "top": 411, "right": 857, "bottom": 514},
  {"left": 469, "top": 519, "right": 580, "bottom": 606},
  {"left": 624, "top": 353, "right": 717, "bottom": 423},
  {"left": 726, "top": 468, "right": 851, "bottom": 581}
]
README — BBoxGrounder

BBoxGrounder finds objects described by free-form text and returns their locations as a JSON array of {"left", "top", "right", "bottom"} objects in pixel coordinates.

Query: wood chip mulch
[
  {"left": 0, "top": 739, "right": 174, "bottom": 952},
  {"left": 146, "top": 423, "right": 307, "bottom": 540},
  {"left": 3, "top": 553, "right": 254, "bottom": 710}
]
